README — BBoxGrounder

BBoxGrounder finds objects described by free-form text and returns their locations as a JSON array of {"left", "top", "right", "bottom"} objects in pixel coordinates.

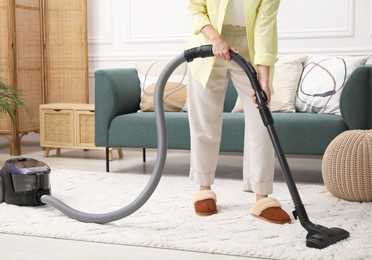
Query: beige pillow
[
  {"left": 232, "top": 55, "right": 307, "bottom": 113},
  {"left": 271, "top": 55, "right": 307, "bottom": 112},
  {"left": 136, "top": 60, "right": 188, "bottom": 112}
]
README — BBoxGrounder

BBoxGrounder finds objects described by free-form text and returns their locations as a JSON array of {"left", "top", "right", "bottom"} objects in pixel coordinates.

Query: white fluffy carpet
[{"left": 0, "top": 169, "right": 371, "bottom": 259}]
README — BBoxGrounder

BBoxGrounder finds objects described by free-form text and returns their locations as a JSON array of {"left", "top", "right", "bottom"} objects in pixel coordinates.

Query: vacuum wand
[{"left": 185, "top": 45, "right": 349, "bottom": 249}]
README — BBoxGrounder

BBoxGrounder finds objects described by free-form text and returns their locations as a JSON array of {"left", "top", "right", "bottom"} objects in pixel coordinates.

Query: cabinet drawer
[
  {"left": 76, "top": 109, "right": 95, "bottom": 148},
  {"left": 40, "top": 108, "right": 74, "bottom": 147}
]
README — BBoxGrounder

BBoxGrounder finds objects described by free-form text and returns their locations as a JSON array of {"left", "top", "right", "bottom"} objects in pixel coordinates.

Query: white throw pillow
[
  {"left": 231, "top": 55, "right": 307, "bottom": 113},
  {"left": 136, "top": 60, "right": 188, "bottom": 112},
  {"left": 295, "top": 55, "right": 369, "bottom": 114}
]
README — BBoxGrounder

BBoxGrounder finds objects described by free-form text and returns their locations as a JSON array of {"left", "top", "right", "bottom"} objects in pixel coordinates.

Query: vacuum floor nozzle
[{"left": 306, "top": 225, "right": 350, "bottom": 249}]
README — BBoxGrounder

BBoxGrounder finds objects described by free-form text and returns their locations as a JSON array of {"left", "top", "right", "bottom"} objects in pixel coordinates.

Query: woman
[{"left": 188, "top": 0, "right": 291, "bottom": 224}]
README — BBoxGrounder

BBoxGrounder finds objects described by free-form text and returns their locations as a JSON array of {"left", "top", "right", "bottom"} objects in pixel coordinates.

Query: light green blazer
[{"left": 188, "top": 0, "right": 280, "bottom": 90}]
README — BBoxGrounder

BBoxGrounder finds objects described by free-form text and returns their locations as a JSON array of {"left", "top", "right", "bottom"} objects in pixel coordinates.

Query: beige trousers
[{"left": 188, "top": 25, "right": 275, "bottom": 195}]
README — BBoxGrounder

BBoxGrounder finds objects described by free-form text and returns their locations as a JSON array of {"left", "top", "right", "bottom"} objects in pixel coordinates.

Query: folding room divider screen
[{"left": 0, "top": 0, "right": 88, "bottom": 155}]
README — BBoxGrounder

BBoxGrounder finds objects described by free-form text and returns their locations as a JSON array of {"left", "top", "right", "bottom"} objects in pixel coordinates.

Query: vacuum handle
[
  {"left": 184, "top": 44, "right": 273, "bottom": 126},
  {"left": 229, "top": 51, "right": 273, "bottom": 126},
  {"left": 184, "top": 45, "right": 214, "bottom": 62}
]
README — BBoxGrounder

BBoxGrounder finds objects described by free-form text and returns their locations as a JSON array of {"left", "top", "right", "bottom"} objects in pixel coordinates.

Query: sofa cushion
[
  {"left": 270, "top": 55, "right": 307, "bottom": 112},
  {"left": 136, "top": 60, "right": 188, "bottom": 112},
  {"left": 272, "top": 112, "right": 347, "bottom": 155},
  {"left": 109, "top": 112, "right": 191, "bottom": 149},
  {"left": 224, "top": 79, "right": 239, "bottom": 112},
  {"left": 108, "top": 110, "right": 346, "bottom": 156},
  {"left": 108, "top": 112, "right": 245, "bottom": 151},
  {"left": 295, "top": 55, "right": 369, "bottom": 115},
  {"left": 231, "top": 55, "right": 307, "bottom": 113}
]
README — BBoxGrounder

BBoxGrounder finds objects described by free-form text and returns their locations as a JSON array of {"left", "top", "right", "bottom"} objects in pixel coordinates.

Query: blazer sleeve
[
  {"left": 188, "top": 0, "right": 211, "bottom": 34},
  {"left": 254, "top": 0, "right": 280, "bottom": 66}
]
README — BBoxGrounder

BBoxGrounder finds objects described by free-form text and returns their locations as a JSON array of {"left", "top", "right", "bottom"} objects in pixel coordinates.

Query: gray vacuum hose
[
  {"left": 40, "top": 52, "right": 188, "bottom": 223},
  {"left": 42, "top": 44, "right": 348, "bottom": 249},
  {"left": 39, "top": 45, "right": 266, "bottom": 224}
]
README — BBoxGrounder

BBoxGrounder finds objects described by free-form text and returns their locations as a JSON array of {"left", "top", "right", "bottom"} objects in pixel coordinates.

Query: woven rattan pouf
[{"left": 322, "top": 130, "right": 372, "bottom": 202}]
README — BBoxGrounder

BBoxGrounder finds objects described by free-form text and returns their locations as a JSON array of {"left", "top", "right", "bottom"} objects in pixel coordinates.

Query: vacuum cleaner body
[{"left": 0, "top": 158, "right": 51, "bottom": 206}]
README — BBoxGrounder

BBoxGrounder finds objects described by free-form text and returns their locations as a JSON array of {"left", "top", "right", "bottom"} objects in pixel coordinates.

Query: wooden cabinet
[
  {"left": 40, "top": 104, "right": 122, "bottom": 159},
  {"left": 40, "top": 106, "right": 75, "bottom": 148},
  {"left": 0, "top": 0, "right": 88, "bottom": 155},
  {"left": 76, "top": 109, "right": 96, "bottom": 148}
]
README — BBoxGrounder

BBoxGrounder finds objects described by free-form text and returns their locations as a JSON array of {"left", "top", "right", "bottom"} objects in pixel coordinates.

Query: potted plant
[{"left": 0, "top": 79, "right": 29, "bottom": 122}]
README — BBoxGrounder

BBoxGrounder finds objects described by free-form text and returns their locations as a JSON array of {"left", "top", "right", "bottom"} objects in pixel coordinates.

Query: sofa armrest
[
  {"left": 340, "top": 65, "right": 372, "bottom": 130},
  {"left": 94, "top": 68, "right": 141, "bottom": 146}
]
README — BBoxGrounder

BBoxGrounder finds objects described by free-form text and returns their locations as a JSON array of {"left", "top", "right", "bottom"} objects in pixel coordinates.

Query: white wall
[{"left": 87, "top": 0, "right": 372, "bottom": 102}]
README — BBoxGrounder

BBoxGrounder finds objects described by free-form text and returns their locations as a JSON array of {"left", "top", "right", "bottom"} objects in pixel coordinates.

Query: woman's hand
[
  {"left": 201, "top": 25, "right": 238, "bottom": 61},
  {"left": 252, "top": 65, "right": 271, "bottom": 108},
  {"left": 211, "top": 36, "right": 237, "bottom": 61}
]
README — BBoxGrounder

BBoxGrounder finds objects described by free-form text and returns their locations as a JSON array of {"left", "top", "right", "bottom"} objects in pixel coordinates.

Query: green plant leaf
[{"left": 0, "top": 80, "right": 30, "bottom": 122}]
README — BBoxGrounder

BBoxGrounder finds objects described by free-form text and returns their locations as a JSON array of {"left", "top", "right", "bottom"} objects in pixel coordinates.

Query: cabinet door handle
[{"left": 53, "top": 109, "right": 62, "bottom": 112}]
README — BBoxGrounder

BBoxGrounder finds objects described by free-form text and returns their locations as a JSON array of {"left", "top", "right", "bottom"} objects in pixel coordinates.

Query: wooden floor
[{"left": 0, "top": 133, "right": 323, "bottom": 259}]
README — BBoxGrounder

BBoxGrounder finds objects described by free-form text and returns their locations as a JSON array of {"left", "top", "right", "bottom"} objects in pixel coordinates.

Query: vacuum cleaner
[
  {"left": 0, "top": 45, "right": 349, "bottom": 249},
  {"left": 0, "top": 158, "right": 51, "bottom": 206}
]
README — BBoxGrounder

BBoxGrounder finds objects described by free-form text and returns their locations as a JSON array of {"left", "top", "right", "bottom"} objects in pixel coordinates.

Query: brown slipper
[
  {"left": 193, "top": 190, "right": 217, "bottom": 216},
  {"left": 250, "top": 197, "right": 291, "bottom": 224}
]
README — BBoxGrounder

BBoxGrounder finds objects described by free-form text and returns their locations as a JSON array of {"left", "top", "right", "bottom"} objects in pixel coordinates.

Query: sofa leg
[
  {"left": 143, "top": 148, "right": 146, "bottom": 163},
  {"left": 106, "top": 147, "right": 110, "bottom": 172}
]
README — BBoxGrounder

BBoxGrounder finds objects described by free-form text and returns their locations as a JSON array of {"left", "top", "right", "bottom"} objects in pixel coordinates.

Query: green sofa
[{"left": 95, "top": 66, "right": 372, "bottom": 172}]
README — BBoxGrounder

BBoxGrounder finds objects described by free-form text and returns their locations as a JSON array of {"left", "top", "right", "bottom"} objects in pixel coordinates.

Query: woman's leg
[
  {"left": 224, "top": 25, "right": 275, "bottom": 199},
  {"left": 188, "top": 59, "right": 229, "bottom": 190},
  {"left": 229, "top": 63, "right": 275, "bottom": 198}
]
